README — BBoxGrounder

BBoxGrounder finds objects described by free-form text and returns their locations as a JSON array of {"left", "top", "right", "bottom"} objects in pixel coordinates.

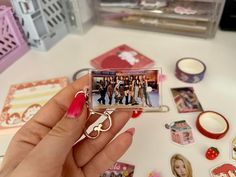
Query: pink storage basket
[{"left": 0, "top": 5, "right": 29, "bottom": 73}]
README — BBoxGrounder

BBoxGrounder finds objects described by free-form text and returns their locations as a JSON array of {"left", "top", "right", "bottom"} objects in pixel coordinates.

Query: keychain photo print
[{"left": 73, "top": 68, "right": 169, "bottom": 139}]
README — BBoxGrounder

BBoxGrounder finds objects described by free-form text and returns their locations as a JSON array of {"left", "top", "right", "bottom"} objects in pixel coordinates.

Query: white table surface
[{"left": 0, "top": 25, "right": 236, "bottom": 176}]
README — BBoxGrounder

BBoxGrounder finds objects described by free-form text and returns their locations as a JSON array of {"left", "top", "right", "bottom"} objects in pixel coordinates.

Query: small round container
[
  {"left": 196, "top": 111, "right": 229, "bottom": 139},
  {"left": 175, "top": 58, "right": 206, "bottom": 83}
]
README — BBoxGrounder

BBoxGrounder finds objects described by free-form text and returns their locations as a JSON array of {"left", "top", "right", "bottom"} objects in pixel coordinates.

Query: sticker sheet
[{"left": 0, "top": 77, "right": 68, "bottom": 129}]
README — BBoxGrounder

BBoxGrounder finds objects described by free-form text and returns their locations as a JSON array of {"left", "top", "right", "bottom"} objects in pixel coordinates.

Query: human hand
[{"left": 0, "top": 75, "right": 134, "bottom": 177}]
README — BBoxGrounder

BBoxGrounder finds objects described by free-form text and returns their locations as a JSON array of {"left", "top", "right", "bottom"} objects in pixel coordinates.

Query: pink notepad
[{"left": 0, "top": 77, "right": 68, "bottom": 130}]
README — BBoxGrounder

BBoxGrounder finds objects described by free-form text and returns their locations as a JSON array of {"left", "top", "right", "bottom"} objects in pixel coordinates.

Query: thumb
[{"left": 29, "top": 91, "right": 87, "bottom": 163}]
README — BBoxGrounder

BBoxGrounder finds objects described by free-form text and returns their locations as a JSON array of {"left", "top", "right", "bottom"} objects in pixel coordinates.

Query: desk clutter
[
  {"left": 86, "top": 44, "right": 233, "bottom": 177},
  {"left": 0, "top": 43, "right": 235, "bottom": 176},
  {"left": 0, "top": 0, "right": 227, "bottom": 73},
  {"left": 0, "top": 1, "right": 234, "bottom": 176}
]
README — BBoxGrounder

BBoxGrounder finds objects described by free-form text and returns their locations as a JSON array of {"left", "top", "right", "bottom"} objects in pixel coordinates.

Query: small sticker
[
  {"left": 170, "top": 154, "right": 193, "bottom": 177},
  {"left": 210, "top": 163, "right": 236, "bottom": 177},
  {"left": 148, "top": 170, "right": 161, "bottom": 177},
  {"left": 100, "top": 162, "right": 135, "bottom": 177},
  {"left": 166, "top": 120, "right": 194, "bottom": 145}
]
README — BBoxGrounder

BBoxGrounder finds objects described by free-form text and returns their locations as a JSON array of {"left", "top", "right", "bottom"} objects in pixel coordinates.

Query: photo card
[
  {"left": 171, "top": 87, "right": 203, "bottom": 113},
  {"left": 90, "top": 69, "right": 161, "bottom": 111}
]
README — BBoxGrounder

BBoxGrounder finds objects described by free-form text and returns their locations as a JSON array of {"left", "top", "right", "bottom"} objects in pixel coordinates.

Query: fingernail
[
  {"left": 125, "top": 127, "right": 135, "bottom": 136},
  {"left": 131, "top": 110, "right": 142, "bottom": 119},
  {"left": 66, "top": 92, "right": 86, "bottom": 118}
]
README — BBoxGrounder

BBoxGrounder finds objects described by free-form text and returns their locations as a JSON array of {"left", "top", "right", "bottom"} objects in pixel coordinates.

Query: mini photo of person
[
  {"left": 91, "top": 69, "right": 160, "bottom": 110},
  {"left": 170, "top": 154, "right": 193, "bottom": 177},
  {"left": 171, "top": 87, "right": 203, "bottom": 113}
]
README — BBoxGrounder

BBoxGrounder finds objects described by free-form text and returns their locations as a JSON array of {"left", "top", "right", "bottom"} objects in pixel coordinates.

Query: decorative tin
[{"left": 175, "top": 57, "right": 206, "bottom": 83}]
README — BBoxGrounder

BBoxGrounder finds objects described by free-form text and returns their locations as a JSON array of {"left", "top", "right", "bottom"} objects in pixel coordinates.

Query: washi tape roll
[
  {"left": 175, "top": 58, "right": 206, "bottom": 83},
  {"left": 196, "top": 111, "right": 229, "bottom": 139}
]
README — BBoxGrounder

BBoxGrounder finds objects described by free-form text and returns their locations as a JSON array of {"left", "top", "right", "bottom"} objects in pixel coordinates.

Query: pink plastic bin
[{"left": 0, "top": 6, "right": 29, "bottom": 73}]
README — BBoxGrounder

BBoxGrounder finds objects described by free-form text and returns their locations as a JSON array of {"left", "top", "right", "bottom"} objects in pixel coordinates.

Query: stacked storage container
[
  {"left": 96, "top": 0, "right": 226, "bottom": 38},
  {"left": 0, "top": 5, "right": 29, "bottom": 73},
  {"left": 62, "top": 0, "right": 96, "bottom": 34},
  {"left": 10, "top": 0, "right": 68, "bottom": 51}
]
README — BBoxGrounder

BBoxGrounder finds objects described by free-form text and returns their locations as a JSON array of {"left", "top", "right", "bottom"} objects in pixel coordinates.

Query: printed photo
[
  {"left": 91, "top": 69, "right": 160, "bottom": 110},
  {"left": 171, "top": 87, "right": 203, "bottom": 113},
  {"left": 170, "top": 154, "right": 193, "bottom": 177}
]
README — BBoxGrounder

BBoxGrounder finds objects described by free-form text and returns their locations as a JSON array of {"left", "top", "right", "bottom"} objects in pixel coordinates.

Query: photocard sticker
[
  {"left": 171, "top": 87, "right": 203, "bottom": 113},
  {"left": 100, "top": 162, "right": 135, "bottom": 177},
  {"left": 90, "top": 69, "right": 160, "bottom": 111},
  {"left": 210, "top": 163, "right": 236, "bottom": 177},
  {"left": 170, "top": 154, "right": 193, "bottom": 177},
  {"left": 90, "top": 44, "right": 155, "bottom": 69},
  {"left": 165, "top": 120, "right": 194, "bottom": 145}
]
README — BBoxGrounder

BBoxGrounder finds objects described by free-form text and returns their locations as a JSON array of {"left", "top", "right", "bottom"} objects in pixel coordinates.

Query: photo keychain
[{"left": 73, "top": 68, "right": 169, "bottom": 139}]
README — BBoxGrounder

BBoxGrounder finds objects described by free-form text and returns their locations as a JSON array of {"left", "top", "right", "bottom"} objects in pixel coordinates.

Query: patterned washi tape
[{"left": 175, "top": 58, "right": 206, "bottom": 83}]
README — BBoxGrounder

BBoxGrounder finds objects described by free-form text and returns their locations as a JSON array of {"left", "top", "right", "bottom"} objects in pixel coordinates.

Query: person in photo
[{"left": 170, "top": 154, "right": 193, "bottom": 177}]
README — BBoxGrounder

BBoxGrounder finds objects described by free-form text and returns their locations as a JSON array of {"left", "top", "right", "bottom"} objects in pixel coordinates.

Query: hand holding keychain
[{"left": 73, "top": 68, "right": 169, "bottom": 139}]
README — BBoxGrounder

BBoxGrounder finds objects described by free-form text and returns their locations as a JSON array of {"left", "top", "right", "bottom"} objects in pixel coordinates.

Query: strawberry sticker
[{"left": 206, "top": 147, "right": 220, "bottom": 160}]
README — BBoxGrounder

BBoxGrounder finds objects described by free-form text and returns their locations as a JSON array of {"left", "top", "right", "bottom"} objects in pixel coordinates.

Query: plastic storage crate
[
  {"left": 62, "top": 0, "right": 96, "bottom": 34},
  {"left": 0, "top": 6, "right": 29, "bottom": 73},
  {"left": 10, "top": 0, "right": 68, "bottom": 51},
  {"left": 96, "top": 0, "right": 226, "bottom": 38}
]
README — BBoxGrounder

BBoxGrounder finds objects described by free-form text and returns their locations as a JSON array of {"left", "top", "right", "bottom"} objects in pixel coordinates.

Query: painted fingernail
[
  {"left": 125, "top": 127, "right": 135, "bottom": 136},
  {"left": 131, "top": 110, "right": 143, "bottom": 119},
  {"left": 66, "top": 92, "right": 86, "bottom": 118}
]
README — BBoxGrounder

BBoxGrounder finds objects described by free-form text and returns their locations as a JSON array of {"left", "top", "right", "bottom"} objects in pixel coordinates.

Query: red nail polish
[
  {"left": 66, "top": 92, "right": 86, "bottom": 118},
  {"left": 131, "top": 110, "right": 142, "bottom": 119},
  {"left": 126, "top": 127, "right": 135, "bottom": 136}
]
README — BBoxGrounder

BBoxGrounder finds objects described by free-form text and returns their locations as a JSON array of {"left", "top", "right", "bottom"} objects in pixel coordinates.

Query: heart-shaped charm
[{"left": 84, "top": 111, "right": 112, "bottom": 139}]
